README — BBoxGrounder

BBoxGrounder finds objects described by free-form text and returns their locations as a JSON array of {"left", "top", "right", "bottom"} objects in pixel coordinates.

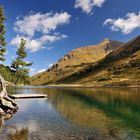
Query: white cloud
[
  {"left": 40, "top": 34, "right": 68, "bottom": 44},
  {"left": 38, "top": 69, "right": 46, "bottom": 73},
  {"left": 10, "top": 34, "right": 67, "bottom": 52},
  {"left": 33, "top": 64, "right": 53, "bottom": 75},
  {"left": 11, "top": 12, "right": 71, "bottom": 52},
  {"left": 48, "top": 64, "right": 53, "bottom": 68},
  {"left": 74, "top": 0, "right": 106, "bottom": 14},
  {"left": 10, "top": 35, "right": 44, "bottom": 52},
  {"left": 29, "top": 68, "right": 37, "bottom": 76},
  {"left": 46, "top": 46, "right": 54, "bottom": 50},
  {"left": 103, "top": 11, "right": 140, "bottom": 34},
  {"left": 30, "top": 68, "right": 46, "bottom": 75},
  {"left": 14, "top": 12, "right": 71, "bottom": 37}
]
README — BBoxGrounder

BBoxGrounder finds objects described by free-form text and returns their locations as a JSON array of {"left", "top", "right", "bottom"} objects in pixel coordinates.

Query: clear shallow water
[{"left": 0, "top": 87, "right": 140, "bottom": 140}]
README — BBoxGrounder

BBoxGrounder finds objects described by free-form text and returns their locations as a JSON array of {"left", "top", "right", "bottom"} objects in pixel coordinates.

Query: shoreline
[
  {"left": 46, "top": 84, "right": 140, "bottom": 88},
  {"left": 13, "top": 84, "right": 140, "bottom": 89}
]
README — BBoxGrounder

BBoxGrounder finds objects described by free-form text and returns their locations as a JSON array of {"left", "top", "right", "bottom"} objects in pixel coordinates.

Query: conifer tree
[
  {"left": 0, "top": 5, "right": 6, "bottom": 61},
  {"left": 11, "top": 39, "right": 32, "bottom": 84}
]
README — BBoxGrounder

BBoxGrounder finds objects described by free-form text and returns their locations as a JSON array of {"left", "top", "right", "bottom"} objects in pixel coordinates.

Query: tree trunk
[{"left": 0, "top": 74, "right": 18, "bottom": 116}]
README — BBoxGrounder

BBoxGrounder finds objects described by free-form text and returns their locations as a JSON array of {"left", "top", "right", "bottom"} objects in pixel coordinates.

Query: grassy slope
[
  {"left": 57, "top": 35, "right": 140, "bottom": 87},
  {"left": 30, "top": 39, "right": 123, "bottom": 85}
]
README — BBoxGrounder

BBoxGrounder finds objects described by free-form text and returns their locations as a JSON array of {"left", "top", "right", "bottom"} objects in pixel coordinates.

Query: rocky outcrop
[{"left": 0, "top": 75, "right": 18, "bottom": 116}]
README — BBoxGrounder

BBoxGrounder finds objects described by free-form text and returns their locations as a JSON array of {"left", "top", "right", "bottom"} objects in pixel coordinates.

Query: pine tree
[
  {"left": 0, "top": 5, "right": 6, "bottom": 61},
  {"left": 11, "top": 39, "right": 32, "bottom": 85}
]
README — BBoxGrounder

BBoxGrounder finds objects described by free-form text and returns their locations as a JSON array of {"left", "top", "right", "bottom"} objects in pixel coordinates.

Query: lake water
[{"left": 0, "top": 87, "right": 140, "bottom": 140}]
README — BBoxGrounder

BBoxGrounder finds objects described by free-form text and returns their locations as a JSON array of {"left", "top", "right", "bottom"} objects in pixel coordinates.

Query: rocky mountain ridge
[{"left": 30, "top": 39, "right": 123, "bottom": 85}]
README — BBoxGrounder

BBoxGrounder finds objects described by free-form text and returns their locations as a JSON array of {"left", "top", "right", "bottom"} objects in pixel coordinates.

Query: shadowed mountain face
[
  {"left": 65, "top": 35, "right": 140, "bottom": 86},
  {"left": 30, "top": 39, "right": 123, "bottom": 85}
]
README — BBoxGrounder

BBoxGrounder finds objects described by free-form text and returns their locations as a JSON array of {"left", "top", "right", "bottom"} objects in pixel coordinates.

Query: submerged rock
[{"left": 0, "top": 98, "right": 18, "bottom": 116}]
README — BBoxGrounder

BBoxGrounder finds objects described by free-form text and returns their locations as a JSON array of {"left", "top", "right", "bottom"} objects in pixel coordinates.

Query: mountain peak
[
  {"left": 102, "top": 38, "right": 110, "bottom": 42},
  {"left": 30, "top": 38, "right": 123, "bottom": 85},
  {"left": 99, "top": 38, "right": 111, "bottom": 47}
]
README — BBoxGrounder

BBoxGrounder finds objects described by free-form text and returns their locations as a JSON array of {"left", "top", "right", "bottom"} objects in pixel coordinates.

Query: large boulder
[{"left": 0, "top": 98, "right": 18, "bottom": 115}]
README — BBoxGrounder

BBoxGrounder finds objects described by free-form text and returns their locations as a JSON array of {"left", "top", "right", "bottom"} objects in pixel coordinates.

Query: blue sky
[{"left": 1, "top": 0, "right": 140, "bottom": 75}]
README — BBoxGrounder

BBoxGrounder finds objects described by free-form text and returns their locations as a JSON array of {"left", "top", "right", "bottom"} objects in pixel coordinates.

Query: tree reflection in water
[{"left": 7, "top": 127, "right": 28, "bottom": 140}]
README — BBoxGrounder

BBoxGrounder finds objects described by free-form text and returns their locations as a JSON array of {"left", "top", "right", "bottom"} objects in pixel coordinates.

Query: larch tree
[{"left": 11, "top": 38, "right": 32, "bottom": 85}]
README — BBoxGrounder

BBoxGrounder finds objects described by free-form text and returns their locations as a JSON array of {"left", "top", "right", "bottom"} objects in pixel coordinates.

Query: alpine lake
[{"left": 0, "top": 87, "right": 140, "bottom": 140}]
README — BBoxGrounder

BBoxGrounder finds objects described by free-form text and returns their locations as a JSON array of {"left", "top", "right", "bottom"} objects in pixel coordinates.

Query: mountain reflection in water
[
  {"left": 47, "top": 88, "right": 140, "bottom": 139},
  {"left": 0, "top": 87, "right": 139, "bottom": 140}
]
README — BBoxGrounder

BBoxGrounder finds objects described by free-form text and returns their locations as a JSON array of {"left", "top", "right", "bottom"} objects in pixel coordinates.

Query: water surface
[{"left": 0, "top": 87, "right": 140, "bottom": 140}]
